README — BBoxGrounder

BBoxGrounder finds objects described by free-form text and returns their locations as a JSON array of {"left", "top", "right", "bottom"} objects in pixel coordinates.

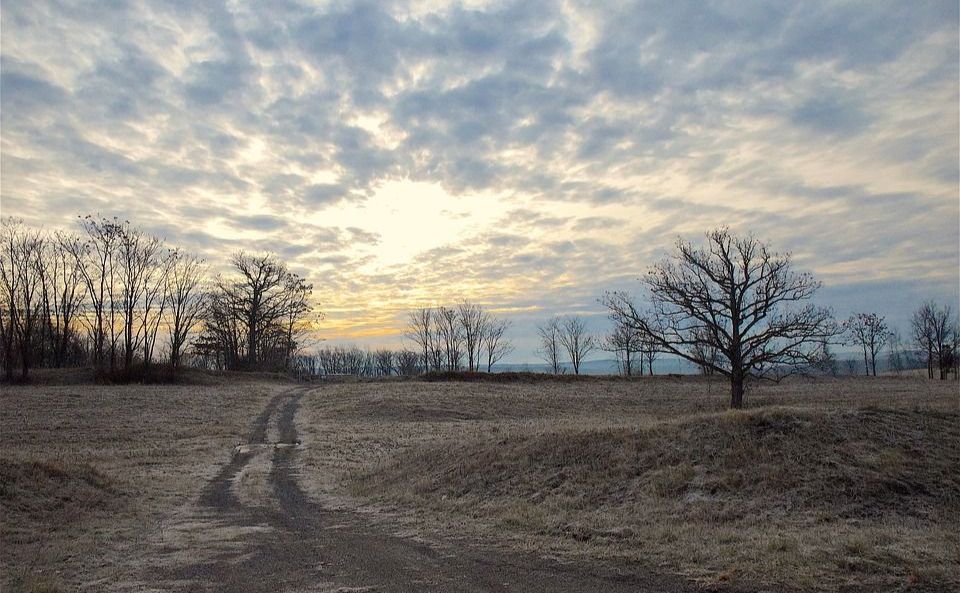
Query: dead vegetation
[
  {"left": 0, "top": 379, "right": 287, "bottom": 592},
  {"left": 1, "top": 374, "right": 956, "bottom": 592},
  {"left": 296, "top": 376, "right": 960, "bottom": 592}
]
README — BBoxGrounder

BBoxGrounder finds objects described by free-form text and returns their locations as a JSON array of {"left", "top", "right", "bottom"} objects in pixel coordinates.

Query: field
[
  {"left": 1, "top": 374, "right": 957, "bottom": 592},
  {"left": 297, "top": 376, "right": 960, "bottom": 592},
  {"left": 0, "top": 377, "right": 286, "bottom": 592}
]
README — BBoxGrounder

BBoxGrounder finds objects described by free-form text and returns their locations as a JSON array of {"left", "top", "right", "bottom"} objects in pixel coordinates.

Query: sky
[{"left": 1, "top": 0, "right": 958, "bottom": 361}]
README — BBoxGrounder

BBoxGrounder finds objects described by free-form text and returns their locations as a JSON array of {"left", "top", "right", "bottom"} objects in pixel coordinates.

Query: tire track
[{"left": 165, "top": 386, "right": 698, "bottom": 593}]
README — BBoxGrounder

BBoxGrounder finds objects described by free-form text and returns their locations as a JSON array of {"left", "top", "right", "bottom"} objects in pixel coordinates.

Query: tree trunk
[
  {"left": 730, "top": 372, "right": 745, "bottom": 409},
  {"left": 248, "top": 314, "right": 257, "bottom": 369}
]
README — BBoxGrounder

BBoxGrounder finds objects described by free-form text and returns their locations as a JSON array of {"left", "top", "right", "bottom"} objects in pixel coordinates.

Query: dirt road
[{"left": 160, "top": 387, "right": 694, "bottom": 592}]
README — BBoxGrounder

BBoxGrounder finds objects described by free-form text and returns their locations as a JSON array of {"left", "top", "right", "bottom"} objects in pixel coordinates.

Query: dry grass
[
  {"left": 296, "top": 376, "right": 960, "bottom": 592},
  {"left": 0, "top": 379, "right": 287, "bottom": 592}
]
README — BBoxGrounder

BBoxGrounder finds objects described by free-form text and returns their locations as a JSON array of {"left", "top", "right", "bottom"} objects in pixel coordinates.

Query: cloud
[
  {"left": 791, "top": 96, "right": 873, "bottom": 135},
  {"left": 0, "top": 0, "right": 957, "bottom": 358},
  {"left": 0, "top": 68, "right": 68, "bottom": 113}
]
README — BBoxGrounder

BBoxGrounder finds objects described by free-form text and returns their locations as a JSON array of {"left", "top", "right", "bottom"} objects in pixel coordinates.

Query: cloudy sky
[{"left": 2, "top": 0, "right": 958, "bottom": 360}]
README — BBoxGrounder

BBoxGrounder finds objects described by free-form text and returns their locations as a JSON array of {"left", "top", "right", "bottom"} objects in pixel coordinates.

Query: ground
[{"left": 1, "top": 374, "right": 957, "bottom": 592}]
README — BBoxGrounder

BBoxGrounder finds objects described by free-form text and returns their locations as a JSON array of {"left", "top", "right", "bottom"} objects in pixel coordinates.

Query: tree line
[
  {"left": 405, "top": 302, "right": 513, "bottom": 373},
  {"left": 0, "top": 216, "right": 315, "bottom": 381},
  {"left": 4, "top": 217, "right": 955, "bottom": 395},
  {"left": 838, "top": 304, "right": 957, "bottom": 379},
  {"left": 297, "top": 346, "right": 421, "bottom": 377}
]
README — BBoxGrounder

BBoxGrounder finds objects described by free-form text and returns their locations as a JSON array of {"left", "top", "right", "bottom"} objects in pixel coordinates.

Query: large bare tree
[
  {"left": 604, "top": 228, "right": 837, "bottom": 408},
  {"left": 198, "top": 252, "right": 313, "bottom": 371}
]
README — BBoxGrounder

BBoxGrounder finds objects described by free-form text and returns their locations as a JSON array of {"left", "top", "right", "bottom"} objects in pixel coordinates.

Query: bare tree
[
  {"left": 843, "top": 313, "right": 889, "bottom": 376},
  {"left": 435, "top": 305, "right": 463, "bottom": 371},
  {"left": 374, "top": 349, "right": 395, "bottom": 376},
  {"left": 0, "top": 221, "right": 23, "bottom": 381},
  {"left": 604, "top": 228, "right": 837, "bottom": 408},
  {"left": 537, "top": 316, "right": 563, "bottom": 374},
  {"left": 603, "top": 321, "right": 642, "bottom": 376},
  {"left": 395, "top": 349, "right": 420, "bottom": 375},
  {"left": 813, "top": 341, "right": 840, "bottom": 377},
  {"left": 558, "top": 316, "right": 595, "bottom": 375},
  {"left": 458, "top": 300, "right": 486, "bottom": 372},
  {"left": 42, "top": 233, "right": 86, "bottom": 367},
  {"left": 690, "top": 326, "right": 721, "bottom": 375},
  {"left": 843, "top": 358, "right": 858, "bottom": 376},
  {"left": 166, "top": 250, "right": 206, "bottom": 369},
  {"left": 911, "top": 301, "right": 957, "bottom": 380},
  {"left": 197, "top": 253, "right": 313, "bottom": 371},
  {"left": 641, "top": 334, "right": 659, "bottom": 376},
  {"left": 405, "top": 307, "right": 434, "bottom": 373},
  {"left": 0, "top": 219, "right": 45, "bottom": 380},
  {"left": 886, "top": 328, "right": 907, "bottom": 376},
  {"left": 68, "top": 216, "right": 125, "bottom": 370},
  {"left": 116, "top": 223, "right": 165, "bottom": 370},
  {"left": 482, "top": 316, "right": 513, "bottom": 372}
]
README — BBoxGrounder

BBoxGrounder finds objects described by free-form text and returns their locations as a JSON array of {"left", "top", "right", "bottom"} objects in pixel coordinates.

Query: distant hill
[
  {"left": 493, "top": 357, "right": 700, "bottom": 376},
  {"left": 494, "top": 351, "right": 927, "bottom": 377}
]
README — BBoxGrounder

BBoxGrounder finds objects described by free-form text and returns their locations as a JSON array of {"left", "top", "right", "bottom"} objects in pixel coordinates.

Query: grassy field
[
  {"left": 0, "top": 377, "right": 286, "bottom": 592},
  {"left": 295, "top": 376, "right": 960, "bottom": 593},
  {"left": 1, "top": 374, "right": 957, "bottom": 592}
]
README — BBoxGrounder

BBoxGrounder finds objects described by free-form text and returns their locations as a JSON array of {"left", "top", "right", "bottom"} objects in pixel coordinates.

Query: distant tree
[
  {"left": 457, "top": 300, "right": 487, "bottom": 372},
  {"left": 436, "top": 305, "right": 464, "bottom": 371},
  {"left": 0, "top": 219, "right": 45, "bottom": 380},
  {"left": 641, "top": 336, "right": 659, "bottom": 376},
  {"left": 604, "top": 228, "right": 838, "bottom": 408},
  {"left": 0, "top": 221, "right": 23, "bottom": 381},
  {"left": 68, "top": 215, "right": 125, "bottom": 370},
  {"left": 482, "top": 316, "right": 513, "bottom": 372},
  {"left": 537, "top": 316, "right": 563, "bottom": 374},
  {"left": 405, "top": 308, "right": 434, "bottom": 373},
  {"left": 166, "top": 250, "right": 206, "bottom": 369},
  {"left": 198, "top": 252, "right": 313, "bottom": 371},
  {"left": 395, "top": 349, "right": 421, "bottom": 376},
  {"left": 843, "top": 313, "right": 889, "bottom": 376},
  {"left": 116, "top": 223, "right": 164, "bottom": 370},
  {"left": 603, "top": 320, "right": 642, "bottom": 376},
  {"left": 374, "top": 349, "right": 395, "bottom": 376},
  {"left": 886, "top": 328, "right": 907, "bottom": 376},
  {"left": 911, "top": 301, "right": 957, "bottom": 380},
  {"left": 813, "top": 341, "right": 840, "bottom": 377},
  {"left": 40, "top": 232, "right": 86, "bottom": 367},
  {"left": 690, "top": 327, "right": 721, "bottom": 375},
  {"left": 406, "top": 303, "right": 512, "bottom": 373},
  {"left": 558, "top": 316, "right": 595, "bottom": 375},
  {"left": 843, "top": 358, "right": 858, "bottom": 376}
]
